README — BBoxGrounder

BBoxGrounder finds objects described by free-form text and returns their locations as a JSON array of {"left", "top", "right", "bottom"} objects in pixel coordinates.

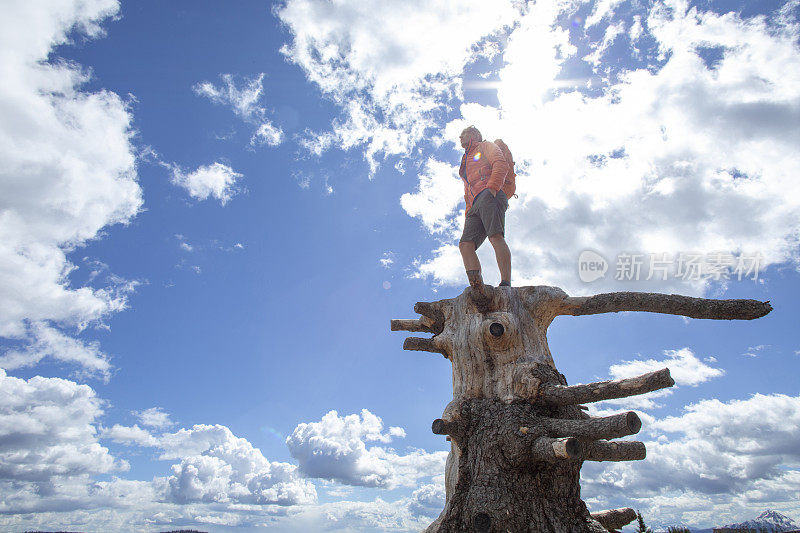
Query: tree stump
[{"left": 391, "top": 279, "right": 771, "bottom": 532}]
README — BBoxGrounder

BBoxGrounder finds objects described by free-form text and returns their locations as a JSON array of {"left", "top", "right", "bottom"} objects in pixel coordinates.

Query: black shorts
[{"left": 459, "top": 189, "right": 508, "bottom": 249}]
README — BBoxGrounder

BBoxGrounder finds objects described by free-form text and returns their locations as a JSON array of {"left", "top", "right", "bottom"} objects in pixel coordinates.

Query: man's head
[{"left": 460, "top": 125, "right": 482, "bottom": 149}]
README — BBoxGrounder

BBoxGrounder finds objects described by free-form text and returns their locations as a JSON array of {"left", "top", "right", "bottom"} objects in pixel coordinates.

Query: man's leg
[
  {"left": 488, "top": 233, "right": 511, "bottom": 285},
  {"left": 459, "top": 240, "right": 481, "bottom": 272}
]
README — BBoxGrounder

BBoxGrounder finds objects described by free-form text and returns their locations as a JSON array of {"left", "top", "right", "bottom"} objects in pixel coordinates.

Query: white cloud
[
  {"left": 288, "top": 494, "right": 440, "bottom": 532},
  {"left": 609, "top": 347, "right": 724, "bottom": 387},
  {"left": 0, "top": 369, "right": 123, "bottom": 484},
  {"left": 743, "top": 344, "right": 769, "bottom": 358},
  {"left": 400, "top": 159, "right": 464, "bottom": 234},
  {"left": 251, "top": 121, "right": 284, "bottom": 147},
  {"left": 0, "top": 388, "right": 451, "bottom": 530},
  {"left": 585, "top": 20, "right": 626, "bottom": 67},
  {"left": 286, "top": 409, "right": 447, "bottom": 488},
  {"left": 193, "top": 73, "right": 284, "bottom": 146},
  {"left": 0, "top": 364, "right": 316, "bottom": 524},
  {"left": 276, "top": 0, "right": 520, "bottom": 174},
  {"left": 582, "top": 393, "right": 800, "bottom": 529},
  {"left": 586, "top": 0, "right": 628, "bottom": 28},
  {"left": 102, "top": 424, "right": 159, "bottom": 447},
  {"left": 194, "top": 73, "right": 264, "bottom": 120},
  {"left": 408, "top": 483, "right": 446, "bottom": 519},
  {"left": 402, "top": 0, "right": 800, "bottom": 294},
  {"left": 135, "top": 407, "right": 174, "bottom": 429},
  {"left": 630, "top": 15, "right": 644, "bottom": 41},
  {"left": 379, "top": 252, "right": 396, "bottom": 268},
  {"left": 585, "top": 347, "right": 724, "bottom": 412},
  {"left": 0, "top": 0, "right": 142, "bottom": 340},
  {"left": 0, "top": 322, "right": 112, "bottom": 381},
  {"left": 160, "top": 424, "right": 316, "bottom": 506},
  {"left": 171, "top": 162, "right": 243, "bottom": 205},
  {"left": 1, "top": 412, "right": 315, "bottom": 524},
  {"left": 282, "top": 476, "right": 447, "bottom": 530}
]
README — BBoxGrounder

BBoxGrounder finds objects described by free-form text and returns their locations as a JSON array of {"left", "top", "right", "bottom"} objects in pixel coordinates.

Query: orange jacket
[{"left": 459, "top": 140, "right": 509, "bottom": 214}]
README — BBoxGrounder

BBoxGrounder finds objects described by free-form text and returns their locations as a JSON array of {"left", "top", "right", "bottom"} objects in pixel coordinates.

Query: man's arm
[{"left": 485, "top": 142, "right": 509, "bottom": 195}]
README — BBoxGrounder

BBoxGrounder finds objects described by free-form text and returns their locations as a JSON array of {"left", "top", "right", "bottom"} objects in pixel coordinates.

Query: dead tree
[{"left": 391, "top": 278, "right": 771, "bottom": 532}]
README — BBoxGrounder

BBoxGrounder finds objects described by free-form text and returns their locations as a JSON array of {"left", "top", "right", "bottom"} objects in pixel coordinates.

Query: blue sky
[{"left": 1, "top": 0, "right": 799, "bottom": 531}]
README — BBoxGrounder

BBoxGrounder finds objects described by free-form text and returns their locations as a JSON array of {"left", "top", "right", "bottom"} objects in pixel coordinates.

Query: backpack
[{"left": 493, "top": 139, "right": 517, "bottom": 199}]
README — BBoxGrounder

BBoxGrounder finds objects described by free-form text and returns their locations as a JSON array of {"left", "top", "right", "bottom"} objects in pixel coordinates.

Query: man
[{"left": 457, "top": 125, "right": 512, "bottom": 287}]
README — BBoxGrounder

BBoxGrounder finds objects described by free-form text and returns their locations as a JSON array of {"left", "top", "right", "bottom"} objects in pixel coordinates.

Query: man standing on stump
[{"left": 457, "top": 125, "right": 513, "bottom": 287}]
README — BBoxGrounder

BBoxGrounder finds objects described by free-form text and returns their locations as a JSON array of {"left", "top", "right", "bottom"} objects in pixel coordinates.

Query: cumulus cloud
[
  {"left": 400, "top": 159, "right": 464, "bottom": 234},
  {"left": 2, "top": 415, "right": 315, "bottom": 525},
  {"left": 158, "top": 424, "right": 316, "bottom": 506},
  {"left": 276, "top": 477, "right": 446, "bottom": 530},
  {"left": 408, "top": 483, "right": 447, "bottom": 518},
  {"left": 0, "top": 0, "right": 142, "bottom": 340},
  {"left": 394, "top": 0, "right": 800, "bottom": 294},
  {"left": 135, "top": 406, "right": 174, "bottom": 429},
  {"left": 0, "top": 366, "right": 315, "bottom": 525},
  {"left": 276, "top": 0, "right": 520, "bottom": 174},
  {"left": 1, "top": 392, "right": 452, "bottom": 530},
  {"left": 170, "top": 162, "right": 243, "bottom": 204},
  {"left": 0, "top": 322, "right": 112, "bottom": 381},
  {"left": 102, "top": 424, "right": 159, "bottom": 447},
  {"left": 609, "top": 347, "right": 725, "bottom": 387},
  {"left": 582, "top": 393, "right": 800, "bottom": 528},
  {"left": 286, "top": 409, "right": 447, "bottom": 488},
  {"left": 0, "top": 369, "right": 123, "bottom": 485},
  {"left": 193, "top": 73, "right": 284, "bottom": 146},
  {"left": 585, "top": 347, "right": 726, "bottom": 412}
]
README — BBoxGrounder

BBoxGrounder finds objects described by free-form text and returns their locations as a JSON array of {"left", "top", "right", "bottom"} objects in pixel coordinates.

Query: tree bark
[
  {"left": 560, "top": 291, "right": 771, "bottom": 320},
  {"left": 584, "top": 440, "right": 646, "bottom": 462},
  {"left": 390, "top": 318, "right": 434, "bottom": 333},
  {"left": 590, "top": 508, "right": 637, "bottom": 531},
  {"left": 403, "top": 336, "right": 448, "bottom": 357},
  {"left": 539, "top": 368, "right": 675, "bottom": 406},
  {"left": 542, "top": 411, "right": 641, "bottom": 440},
  {"left": 392, "top": 285, "right": 771, "bottom": 532},
  {"left": 426, "top": 399, "right": 606, "bottom": 533}
]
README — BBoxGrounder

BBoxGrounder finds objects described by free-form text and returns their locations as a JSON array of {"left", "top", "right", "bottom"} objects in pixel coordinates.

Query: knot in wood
[{"left": 480, "top": 312, "right": 517, "bottom": 356}]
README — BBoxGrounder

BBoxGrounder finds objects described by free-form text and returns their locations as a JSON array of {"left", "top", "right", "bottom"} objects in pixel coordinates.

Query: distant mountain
[
  {"left": 722, "top": 509, "right": 800, "bottom": 532},
  {"left": 655, "top": 510, "right": 799, "bottom": 533}
]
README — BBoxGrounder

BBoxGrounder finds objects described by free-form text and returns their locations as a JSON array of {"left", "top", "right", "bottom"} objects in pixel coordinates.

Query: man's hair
[{"left": 462, "top": 125, "right": 482, "bottom": 142}]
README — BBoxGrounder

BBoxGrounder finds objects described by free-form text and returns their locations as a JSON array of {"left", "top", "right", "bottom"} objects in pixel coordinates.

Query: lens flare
[{"left": 473, "top": 152, "right": 481, "bottom": 161}]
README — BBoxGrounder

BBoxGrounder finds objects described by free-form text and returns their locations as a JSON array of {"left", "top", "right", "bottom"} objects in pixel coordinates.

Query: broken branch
[
  {"left": 390, "top": 319, "right": 434, "bottom": 333},
  {"left": 561, "top": 292, "right": 772, "bottom": 320},
  {"left": 539, "top": 368, "right": 674, "bottom": 406},
  {"left": 403, "top": 337, "right": 448, "bottom": 357},
  {"left": 531, "top": 436, "right": 581, "bottom": 462},
  {"left": 413, "top": 301, "right": 445, "bottom": 333},
  {"left": 591, "top": 508, "right": 637, "bottom": 531},
  {"left": 543, "top": 411, "right": 641, "bottom": 440},
  {"left": 584, "top": 440, "right": 646, "bottom": 462},
  {"left": 432, "top": 418, "right": 460, "bottom": 436}
]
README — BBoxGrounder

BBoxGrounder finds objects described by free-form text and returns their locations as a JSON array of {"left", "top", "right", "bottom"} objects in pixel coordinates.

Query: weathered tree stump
[{"left": 391, "top": 280, "right": 771, "bottom": 532}]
